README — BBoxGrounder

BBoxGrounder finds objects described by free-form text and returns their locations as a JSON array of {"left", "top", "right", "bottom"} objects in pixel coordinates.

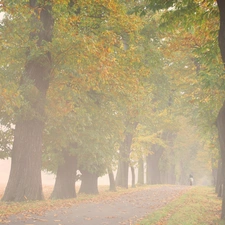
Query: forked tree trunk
[
  {"left": 2, "top": 1, "right": 53, "bottom": 202},
  {"left": 51, "top": 153, "right": 77, "bottom": 199},
  {"left": 79, "top": 170, "right": 99, "bottom": 194}
]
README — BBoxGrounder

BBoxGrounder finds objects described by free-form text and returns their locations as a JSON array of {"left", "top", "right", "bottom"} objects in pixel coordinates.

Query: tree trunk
[
  {"left": 216, "top": 160, "right": 222, "bottom": 195},
  {"left": 79, "top": 170, "right": 99, "bottom": 194},
  {"left": 162, "top": 158, "right": 176, "bottom": 184},
  {"left": 116, "top": 122, "right": 137, "bottom": 188},
  {"left": 216, "top": 0, "right": 225, "bottom": 219},
  {"left": 116, "top": 134, "right": 132, "bottom": 188},
  {"left": 179, "top": 163, "right": 188, "bottom": 185},
  {"left": 217, "top": 0, "right": 225, "bottom": 66},
  {"left": 168, "top": 164, "right": 176, "bottom": 184},
  {"left": 216, "top": 160, "right": 223, "bottom": 197},
  {"left": 138, "top": 158, "right": 144, "bottom": 185},
  {"left": 2, "top": 121, "right": 44, "bottom": 201},
  {"left": 2, "top": 1, "right": 53, "bottom": 202},
  {"left": 131, "top": 166, "right": 136, "bottom": 188},
  {"left": 166, "top": 165, "right": 176, "bottom": 184},
  {"left": 51, "top": 152, "right": 77, "bottom": 199},
  {"left": 108, "top": 167, "right": 116, "bottom": 192},
  {"left": 116, "top": 159, "right": 129, "bottom": 188},
  {"left": 146, "top": 145, "right": 164, "bottom": 185},
  {"left": 217, "top": 102, "right": 225, "bottom": 219},
  {"left": 211, "top": 157, "right": 218, "bottom": 187}
]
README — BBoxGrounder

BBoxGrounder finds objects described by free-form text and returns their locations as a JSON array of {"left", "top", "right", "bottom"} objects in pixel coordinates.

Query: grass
[
  {"left": 0, "top": 185, "right": 224, "bottom": 225},
  {"left": 138, "top": 186, "right": 224, "bottom": 225}
]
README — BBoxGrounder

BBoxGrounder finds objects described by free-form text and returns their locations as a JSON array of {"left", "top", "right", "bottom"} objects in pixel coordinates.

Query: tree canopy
[{"left": 0, "top": 0, "right": 224, "bottom": 216}]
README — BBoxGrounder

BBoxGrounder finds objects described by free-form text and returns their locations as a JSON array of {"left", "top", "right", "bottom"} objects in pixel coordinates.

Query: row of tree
[{"left": 1, "top": 0, "right": 225, "bottom": 217}]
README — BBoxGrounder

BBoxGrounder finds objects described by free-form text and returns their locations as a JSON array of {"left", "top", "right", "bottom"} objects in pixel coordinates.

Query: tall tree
[
  {"left": 2, "top": 0, "right": 54, "bottom": 201},
  {"left": 50, "top": 151, "right": 77, "bottom": 199},
  {"left": 215, "top": 0, "right": 225, "bottom": 219}
]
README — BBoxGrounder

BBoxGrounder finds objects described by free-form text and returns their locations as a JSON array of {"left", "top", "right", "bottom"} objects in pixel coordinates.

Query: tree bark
[
  {"left": 116, "top": 122, "right": 137, "bottom": 188},
  {"left": 179, "top": 161, "right": 188, "bottom": 185},
  {"left": 216, "top": 0, "right": 225, "bottom": 219},
  {"left": 116, "top": 133, "right": 133, "bottom": 188},
  {"left": 211, "top": 157, "right": 218, "bottom": 187},
  {"left": 79, "top": 170, "right": 99, "bottom": 194},
  {"left": 108, "top": 167, "right": 116, "bottom": 192},
  {"left": 131, "top": 166, "right": 136, "bottom": 188},
  {"left": 138, "top": 158, "right": 144, "bottom": 185},
  {"left": 161, "top": 152, "right": 176, "bottom": 184},
  {"left": 146, "top": 145, "right": 164, "bottom": 185},
  {"left": 217, "top": 0, "right": 225, "bottom": 66},
  {"left": 2, "top": 1, "right": 53, "bottom": 202},
  {"left": 51, "top": 152, "right": 77, "bottom": 199},
  {"left": 162, "top": 164, "right": 176, "bottom": 184},
  {"left": 216, "top": 160, "right": 223, "bottom": 197},
  {"left": 217, "top": 102, "right": 225, "bottom": 219},
  {"left": 168, "top": 164, "right": 176, "bottom": 184}
]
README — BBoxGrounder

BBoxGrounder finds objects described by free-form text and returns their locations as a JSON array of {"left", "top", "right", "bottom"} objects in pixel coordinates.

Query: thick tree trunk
[
  {"left": 116, "top": 159, "right": 129, "bottom": 188},
  {"left": 51, "top": 153, "right": 77, "bottom": 199},
  {"left": 79, "top": 170, "right": 99, "bottom": 194},
  {"left": 108, "top": 167, "right": 116, "bottom": 192},
  {"left": 2, "top": 1, "right": 53, "bottom": 202},
  {"left": 2, "top": 121, "right": 44, "bottom": 201},
  {"left": 146, "top": 145, "right": 164, "bottom": 185},
  {"left": 138, "top": 158, "right": 144, "bottom": 185}
]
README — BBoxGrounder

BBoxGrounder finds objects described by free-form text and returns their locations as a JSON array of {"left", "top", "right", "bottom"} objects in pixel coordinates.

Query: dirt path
[{"left": 4, "top": 185, "right": 190, "bottom": 225}]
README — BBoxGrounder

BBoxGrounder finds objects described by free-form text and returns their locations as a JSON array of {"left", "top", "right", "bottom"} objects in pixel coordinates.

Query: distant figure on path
[{"left": 189, "top": 174, "right": 194, "bottom": 186}]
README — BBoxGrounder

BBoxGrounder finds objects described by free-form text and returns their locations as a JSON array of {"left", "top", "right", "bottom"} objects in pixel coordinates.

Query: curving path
[{"left": 4, "top": 185, "right": 190, "bottom": 225}]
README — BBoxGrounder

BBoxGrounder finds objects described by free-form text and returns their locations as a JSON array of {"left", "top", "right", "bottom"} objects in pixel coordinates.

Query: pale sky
[{"left": 0, "top": 159, "right": 117, "bottom": 188}]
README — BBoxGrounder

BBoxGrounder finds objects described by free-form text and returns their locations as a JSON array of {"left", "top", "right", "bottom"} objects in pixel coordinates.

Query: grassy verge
[{"left": 138, "top": 186, "right": 224, "bottom": 225}]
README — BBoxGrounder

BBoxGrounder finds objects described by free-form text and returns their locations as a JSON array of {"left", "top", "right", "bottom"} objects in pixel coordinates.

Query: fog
[{"left": 0, "top": 159, "right": 129, "bottom": 187}]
